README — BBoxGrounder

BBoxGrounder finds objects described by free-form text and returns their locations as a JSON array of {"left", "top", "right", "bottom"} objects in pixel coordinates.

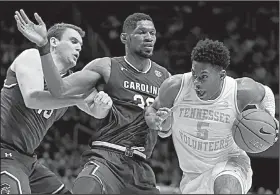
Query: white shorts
[{"left": 180, "top": 155, "right": 253, "bottom": 194}]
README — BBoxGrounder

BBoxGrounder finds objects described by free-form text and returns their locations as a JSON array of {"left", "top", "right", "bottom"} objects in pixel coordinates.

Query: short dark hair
[
  {"left": 191, "top": 39, "right": 230, "bottom": 69},
  {"left": 47, "top": 23, "right": 85, "bottom": 40},
  {"left": 122, "top": 13, "right": 153, "bottom": 33}
]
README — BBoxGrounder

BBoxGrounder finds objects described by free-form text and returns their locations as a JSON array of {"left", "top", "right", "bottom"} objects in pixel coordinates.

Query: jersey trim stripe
[
  {"left": 234, "top": 81, "right": 240, "bottom": 114},
  {"left": 124, "top": 56, "right": 151, "bottom": 74},
  {"left": 174, "top": 74, "right": 185, "bottom": 104},
  {"left": 1, "top": 171, "right": 23, "bottom": 194},
  {"left": 3, "top": 79, "right": 18, "bottom": 88},
  {"left": 51, "top": 184, "right": 65, "bottom": 194}
]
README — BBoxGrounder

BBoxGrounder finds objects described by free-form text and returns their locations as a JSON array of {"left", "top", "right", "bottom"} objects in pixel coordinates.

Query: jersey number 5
[
  {"left": 134, "top": 94, "right": 154, "bottom": 109},
  {"left": 196, "top": 121, "right": 209, "bottom": 140},
  {"left": 37, "top": 109, "right": 54, "bottom": 119}
]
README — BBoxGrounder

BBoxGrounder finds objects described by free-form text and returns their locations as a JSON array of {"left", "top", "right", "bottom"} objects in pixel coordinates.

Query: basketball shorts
[
  {"left": 1, "top": 148, "right": 68, "bottom": 194},
  {"left": 72, "top": 147, "right": 159, "bottom": 194},
  {"left": 180, "top": 154, "right": 253, "bottom": 194}
]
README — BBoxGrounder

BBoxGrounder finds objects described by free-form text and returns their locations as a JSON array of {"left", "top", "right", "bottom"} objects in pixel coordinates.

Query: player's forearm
[
  {"left": 38, "top": 43, "right": 66, "bottom": 97},
  {"left": 25, "top": 90, "right": 84, "bottom": 109},
  {"left": 259, "top": 85, "right": 275, "bottom": 117},
  {"left": 40, "top": 53, "right": 66, "bottom": 97}
]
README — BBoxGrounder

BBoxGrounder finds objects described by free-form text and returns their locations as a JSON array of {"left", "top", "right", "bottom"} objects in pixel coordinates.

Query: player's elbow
[
  {"left": 23, "top": 91, "right": 40, "bottom": 109},
  {"left": 47, "top": 86, "right": 66, "bottom": 98}
]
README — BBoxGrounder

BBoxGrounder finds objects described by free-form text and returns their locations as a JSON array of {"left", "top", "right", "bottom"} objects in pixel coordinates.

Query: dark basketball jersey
[
  {"left": 91, "top": 57, "right": 170, "bottom": 158},
  {"left": 1, "top": 67, "right": 70, "bottom": 155}
]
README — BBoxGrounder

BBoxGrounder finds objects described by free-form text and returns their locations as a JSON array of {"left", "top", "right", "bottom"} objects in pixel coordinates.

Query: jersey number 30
[
  {"left": 134, "top": 94, "right": 154, "bottom": 109},
  {"left": 37, "top": 109, "right": 54, "bottom": 119}
]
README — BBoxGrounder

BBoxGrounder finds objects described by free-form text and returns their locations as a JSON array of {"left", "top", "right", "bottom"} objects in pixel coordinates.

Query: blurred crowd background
[{"left": 0, "top": 1, "right": 279, "bottom": 194}]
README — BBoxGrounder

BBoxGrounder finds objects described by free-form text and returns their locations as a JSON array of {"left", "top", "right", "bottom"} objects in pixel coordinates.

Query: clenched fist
[{"left": 84, "top": 90, "right": 113, "bottom": 118}]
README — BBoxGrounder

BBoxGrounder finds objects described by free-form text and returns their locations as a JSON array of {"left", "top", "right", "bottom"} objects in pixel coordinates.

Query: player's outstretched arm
[
  {"left": 14, "top": 9, "right": 103, "bottom": 97},
  {"left": 145, "top": 74, "right": 182, "bottom": 132},
  {"left": 77, "top": 90, "right": 113, "bottom": 119},
  {"left": 13, "top": 49, "right": 85, "bottom": 109}
]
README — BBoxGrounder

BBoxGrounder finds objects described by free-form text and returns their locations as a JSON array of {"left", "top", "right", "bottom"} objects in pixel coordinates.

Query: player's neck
[
  {"left": 51, "top": 53, "right": 69, "bottom": 75},
  {"left": 124, "top": 54, "right": 151, "bottom": 73},
  {"left": 209, "top": 79, "right": 225, "bottom": 100}
]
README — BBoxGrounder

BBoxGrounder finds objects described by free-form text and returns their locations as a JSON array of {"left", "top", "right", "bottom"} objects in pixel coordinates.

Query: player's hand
[
  {"left": 156, "top": 107, "right": 172, "bottom": 121},
  {"left": 14, "top": 9, "right": 48, "bottom": 47},
  {"left": 155, "top": 107, "right": 172, "bottom": 131},
  {"left": 85, "top": 90, "right": 112, "bottom": 111},
  {"left": 147, "top": 107, "right": 172, "bottom": 131},
  {"left": 263, "top": 108, "right": 279, "bottom": 143}
]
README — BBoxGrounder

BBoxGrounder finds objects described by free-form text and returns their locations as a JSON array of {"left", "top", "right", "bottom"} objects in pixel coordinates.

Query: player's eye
[
  {"left": 201, "top": 75, "right": 208, "bottom": 79},
  {"left": 71, "top": 39, "right": 78, "bottom": 44},
  {"left": 150, "top": 31, "right": 156, "bottom": 36}
]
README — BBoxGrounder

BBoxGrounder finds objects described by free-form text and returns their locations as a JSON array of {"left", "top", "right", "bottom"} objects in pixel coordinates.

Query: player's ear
[
  {"left": 120, "top": 33, "right": 127, "bottom": 44},
  {"left": 220, "top": 70, "right": 226, "bottom": 80},
  {"left": 49, "top": 37, "right": 59, "bottom": 47}
]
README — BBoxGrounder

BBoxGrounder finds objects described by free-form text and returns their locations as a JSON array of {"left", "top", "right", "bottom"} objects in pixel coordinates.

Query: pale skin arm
[
  {"left": 14, "top": 49, "right": 85, "bottom": 110},
  {"left": 14, "top": 9, "right": 111, "bottom": 97},
  {"left": 145, "top": 74, "right": 182, "bottom": 131}
]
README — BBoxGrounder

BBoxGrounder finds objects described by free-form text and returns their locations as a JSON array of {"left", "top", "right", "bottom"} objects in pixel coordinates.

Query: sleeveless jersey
[
  {"left": 1, "top": 67, "right": 70, "bottom": 155},
  {"left": 91, "top": 56, "right": 170, "bottom": 158},
  {"left": 171, "top": 72, "right": 248, "bottom": 173}
]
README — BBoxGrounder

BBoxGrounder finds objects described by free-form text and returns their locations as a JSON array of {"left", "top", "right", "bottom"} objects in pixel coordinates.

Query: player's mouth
[
  {"left": 143, "top": 43, "right": 154, "bottom": 49},
  {"left": 195, "top": 90, "right": 206, "bottom": 98},
  {"left": 73, "top": 54, "right": 79, "bottom": 61}
]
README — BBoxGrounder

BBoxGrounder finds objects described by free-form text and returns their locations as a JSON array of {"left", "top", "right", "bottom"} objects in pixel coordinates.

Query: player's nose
[{"left": 75, "top": 44, "right": 82, "bottom": 52}]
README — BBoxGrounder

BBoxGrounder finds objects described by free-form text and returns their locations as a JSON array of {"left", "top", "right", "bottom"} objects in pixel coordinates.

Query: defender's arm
[{"left": 14, "top": 49, "right": 84, "bottom": 109}]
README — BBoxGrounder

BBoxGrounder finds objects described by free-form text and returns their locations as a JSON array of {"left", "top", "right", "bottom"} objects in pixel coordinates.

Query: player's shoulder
[
  {"left": 12, "top": 49, "right": 40, "bottom": 71},
  {"left": 151, "top": 60, "right": 170, "bottom": 75},
  {"left": 17, "top": 48, "right": 39, "bottom": 59},
  {"left": 160, "top": 74, "right": 183, "bottom": 93},
  {"left": 235, "top": 77, "right": 265, "bottom": 105},
  {"left": 158, "top": 74, "right": 183, "bottom": 107},
  {"left": 83, "top": 57, "right": 111, "bottom": 70},
  {"left": 235, "top": 77, "right": 263, "bottom": 92}
]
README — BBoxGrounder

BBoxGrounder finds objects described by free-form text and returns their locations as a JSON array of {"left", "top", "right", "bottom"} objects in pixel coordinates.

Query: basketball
[{"left": 232, "top": 109, "right": 277, "bottom": 153}]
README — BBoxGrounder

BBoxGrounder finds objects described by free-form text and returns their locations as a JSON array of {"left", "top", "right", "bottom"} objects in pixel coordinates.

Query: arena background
[{"left": 0, "top": 1, "right": 279, "bottom": 194}]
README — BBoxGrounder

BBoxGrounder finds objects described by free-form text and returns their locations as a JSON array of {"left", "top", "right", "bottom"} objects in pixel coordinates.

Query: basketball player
[
  {"left": 1, "top": 13, "right": 113, "bottom": 194},
  {"left": 145, "top": 39, "right": 279, "bottom": 194},
  {"left": 16, "top": 10, "right": 171, "bottom": 194}
]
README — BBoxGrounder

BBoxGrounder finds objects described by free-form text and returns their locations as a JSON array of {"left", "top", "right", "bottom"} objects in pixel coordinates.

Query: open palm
[{"left": 14, "top": 9, "right": 48, "bottom": 47}]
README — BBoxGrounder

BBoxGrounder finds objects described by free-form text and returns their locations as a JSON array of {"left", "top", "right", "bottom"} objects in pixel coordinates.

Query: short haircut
[
  {"left": 191, "top": 39, "right": 230, "bottom": 69},
  {"left": 122, "top": 13, "right": 153, "bottom": 33},
  {"left": 47, "top": 23, "right": 85, "bottom": 40}
]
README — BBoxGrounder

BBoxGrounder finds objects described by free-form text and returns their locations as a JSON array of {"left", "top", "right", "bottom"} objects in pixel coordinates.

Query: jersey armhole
[
  {"left": 234, "top": 81, "right": 241, "bottom": 114},
  {"left": 104, "top": 58, "right": 112, "bottom": 84},
  {"left": 174, "top": 74, "right": 186, "bottom": 104}
]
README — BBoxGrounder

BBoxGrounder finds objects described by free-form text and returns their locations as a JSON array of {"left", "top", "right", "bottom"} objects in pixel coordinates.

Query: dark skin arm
[
  {"left": 145, "top": 74, "right": 182, "bottom": 131},
  {"left": 236, "top": 77, "right": 265, "bottom": 112}
]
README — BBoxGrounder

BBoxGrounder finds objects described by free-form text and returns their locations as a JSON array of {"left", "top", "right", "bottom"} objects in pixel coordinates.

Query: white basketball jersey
[{"left": 171, "top": 72, "right": 248, "bottom": 174}]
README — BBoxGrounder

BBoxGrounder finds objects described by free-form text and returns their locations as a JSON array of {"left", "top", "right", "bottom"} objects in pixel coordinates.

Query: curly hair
[
  {"left": 122, "top": 13, "right": 153, "bottom": 33},
  {"left": 191, "top": 39, "right": 230, "bottom": 69}
]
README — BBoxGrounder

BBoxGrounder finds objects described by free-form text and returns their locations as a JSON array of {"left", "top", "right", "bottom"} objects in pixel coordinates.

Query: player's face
[
  {"left": 55, "top": 28, "right": 83, "bottom": 68},
  {"left": 128, "top": 20, "right": 156, "bottom": 58},
  {"left": 191, "top": 61, "right": 226, "bottom": 100}
]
